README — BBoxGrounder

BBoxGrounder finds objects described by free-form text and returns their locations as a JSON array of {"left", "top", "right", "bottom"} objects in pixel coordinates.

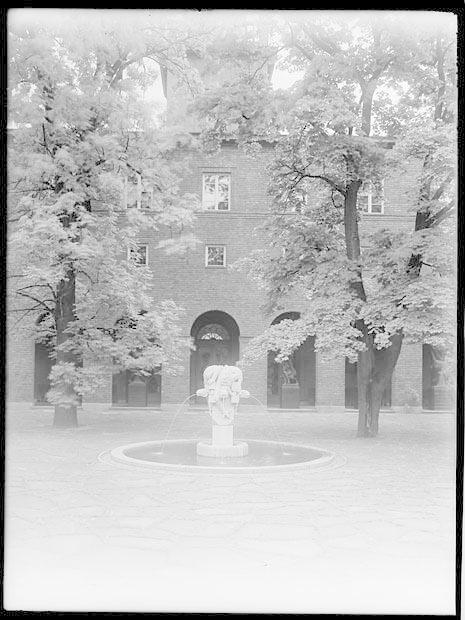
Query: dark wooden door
[
  {"left": 112, "top": 370, "right": 161, "bottom": 407},
  {"left": 345, "top": 359, "right": 358, "bottom": 409},
  {"left": 127, "top": 373, "right": 148, "bottom": 407},
  {"left": 296, "top": 337, "right": 316, "bottom": 406},
  {"left": 34, "top": 342, "right": 53, "bottom": 404},
  {"left": 422, "top": 344, "right": 434, "bottom": 410},
  {"left": 267, "top": 351, "right": 281, "bottom": 408}
]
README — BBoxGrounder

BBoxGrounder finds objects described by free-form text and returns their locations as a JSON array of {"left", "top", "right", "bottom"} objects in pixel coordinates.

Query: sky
[
  {"left": 141, "top": 62, "right": 304, "bottom": 111},
  {"left": 9, "top": 8, "right": 456, "bottom": 118}
]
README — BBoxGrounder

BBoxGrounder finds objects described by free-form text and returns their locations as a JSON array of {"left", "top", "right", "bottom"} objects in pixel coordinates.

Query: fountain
[
  {"left": 110, "top": 365, "right": 339, "bottom": 473},
  {"left": 195, "top": 364, "right": 250, "bottom": 458}
]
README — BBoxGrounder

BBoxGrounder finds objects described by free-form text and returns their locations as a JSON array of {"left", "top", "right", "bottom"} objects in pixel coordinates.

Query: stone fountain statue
[
  {"left": 196, "top": 365, "right": 250, "bottom": 457},
  {"left": 430, "top": 346, "right": 453, "bottom": 410}
]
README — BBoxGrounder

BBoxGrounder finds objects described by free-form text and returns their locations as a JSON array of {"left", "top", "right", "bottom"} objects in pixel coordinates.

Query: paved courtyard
[{"left": 4, "top": 404, "right": 456, "bottom": 614}]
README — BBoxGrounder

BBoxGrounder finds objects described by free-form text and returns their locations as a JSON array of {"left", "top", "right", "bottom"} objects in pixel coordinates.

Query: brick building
[
  {"left": 7, "top": 138, "right": 443, "bottom": 413},
  {"left": 6, "top": 67, "right": 446, "bottom": 414}
]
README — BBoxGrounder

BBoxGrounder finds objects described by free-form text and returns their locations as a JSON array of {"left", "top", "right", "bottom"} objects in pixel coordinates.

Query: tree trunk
[
  {"left": 360, "top": 79, "right": 377, "bottom": 137},
  {"left": 344, "top": 180, "right": 405, "bottom": 437},
  {"left": 357, "top": 331, "right": 404, "bottom": 437},
  {"left": 356, "top": 330, "right": 373, "bottom": 437},
  {"left": 367, "top": 380, "right": 384, "bottom": 437},
  {"left": 53, "top": 266, "right": 78, "bottom": 428},
  {"left": 53, "top": 403, "right": 77, "bottom": 427}
]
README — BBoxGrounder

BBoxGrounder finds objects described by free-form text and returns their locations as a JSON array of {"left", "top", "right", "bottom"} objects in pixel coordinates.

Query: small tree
[{"left": 8, "top": 11, "right": 204, "bottom": 426}]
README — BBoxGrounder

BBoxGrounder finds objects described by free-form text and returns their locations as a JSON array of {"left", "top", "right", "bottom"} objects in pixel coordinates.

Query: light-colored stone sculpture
[
  {"left": 281, "top": 358, "right": 298, "bottom": 384},
  {"left": 430, "top": 346, "right": 449, "bottom": 386},
  {"left": 196, "top": 364, "right": 250, "bottom": 457},
  {"left": 430, "top": 346, "right": 454, "bottom": 410}
]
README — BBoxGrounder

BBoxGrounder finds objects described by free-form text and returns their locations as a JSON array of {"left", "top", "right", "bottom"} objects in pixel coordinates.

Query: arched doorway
[
  {"left": 267, "top": 312, "right": 316, "bottom": 408},
  {"left": 190, "top": 311, "right": 240, "bottom": 398},
  {"left": 344, "top": 359, "right": 392, "bottom": 409}
]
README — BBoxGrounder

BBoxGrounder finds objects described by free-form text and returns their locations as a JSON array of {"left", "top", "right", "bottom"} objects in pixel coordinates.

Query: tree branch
[
  {"left": 429, "top": 202, "right": 454, "bottom": 227},
  {"left": 301, "top": 173, "right": 346, "bottom": 196},
  {"left": 16, "top": 291, "right": 54, "bottom": 313}
]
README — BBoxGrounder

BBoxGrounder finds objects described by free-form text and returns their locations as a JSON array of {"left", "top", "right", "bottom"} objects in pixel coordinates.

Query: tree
[
  {"left": 193, "top": 11, "right": 456, "bottom": 435},
  {"left": 7, "top": 10, "right": 205, "bottom": 426}
]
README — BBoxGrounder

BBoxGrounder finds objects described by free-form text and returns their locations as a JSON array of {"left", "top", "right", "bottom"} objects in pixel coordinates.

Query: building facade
[{"left": 8, "top": 135, "right": 445, "bottom": 413}]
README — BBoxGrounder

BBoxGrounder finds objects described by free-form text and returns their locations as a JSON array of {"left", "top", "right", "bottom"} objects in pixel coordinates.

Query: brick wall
[
  {"left": 7, "top": 141, "right": 430, "bottom": 409},
  {"left": 6, "top": 317, "right": 35, "bottom": 403},
  {"left": 359, "top": 157, "right": 421, "bottom": 238},
  {"left": 6, "top": 243, "right": 36, "bottom": 402},
  {"left": 316, "top": 354, "right": 346, "bottom": 411}
]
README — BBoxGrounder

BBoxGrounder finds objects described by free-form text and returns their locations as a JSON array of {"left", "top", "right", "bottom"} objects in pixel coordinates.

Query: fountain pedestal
[
  {"left": 197, "top": 424, "right": 248, "bottom": 458},
  {"left": 212, "top": 424, "right": 233, "bottom": 447}
]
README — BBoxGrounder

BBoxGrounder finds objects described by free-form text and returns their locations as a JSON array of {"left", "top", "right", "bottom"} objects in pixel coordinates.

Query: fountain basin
[
  {"left": 110, "top": 439, "right": 337, "bottom": 473},
  {"left": 196, "top": 440, "right": 249, "bottom": 458}
]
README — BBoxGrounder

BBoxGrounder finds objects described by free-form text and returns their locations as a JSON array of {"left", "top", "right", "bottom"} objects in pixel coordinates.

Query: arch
[
  {"left": 267, "top": 312, "right": 316, "bottom": 408},
  {"left": 190, "top": 310, "right": 240, "bottom": 398},
  {"left": 197, "top": 323, "right": 230, "bottom": 341},
  {"left": 271, "top": 311, "right": 300, "bottom": 325}
]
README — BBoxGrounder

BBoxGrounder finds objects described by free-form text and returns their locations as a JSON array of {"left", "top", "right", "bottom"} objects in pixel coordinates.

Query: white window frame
[
  {"left": 358, "top": 180, "right": 385, "bottom": 214},
  {"left": 202, "top": 173, "right": 231, "bottom": 211},
  {"left": 140, "top": 187, "right": 154, "bottom": 210},
  {"left": 127, "top": 244, "right": 149, "bottom": 266},
  {"left": 205, "top": 244, "right": 226, "bottom": 268},
  {"left": 124, "top": 174, "right": 153, "bottom": 210}
]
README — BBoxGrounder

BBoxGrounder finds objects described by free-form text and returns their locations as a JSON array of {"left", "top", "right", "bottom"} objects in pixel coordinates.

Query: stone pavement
[{"left": 4, "top": 405, "right": 457, "bottom": 614}]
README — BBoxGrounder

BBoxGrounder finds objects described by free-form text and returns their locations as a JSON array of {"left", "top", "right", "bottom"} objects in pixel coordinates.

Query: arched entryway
[
  {"left": 267, "top": 312, "right": 316, "bottom": 408},
  {"left": 344, "top": 359, "right": 392, "bottom": 409},
  {"left": 190, "top": 310, "right": 240, "bottom": 398}
]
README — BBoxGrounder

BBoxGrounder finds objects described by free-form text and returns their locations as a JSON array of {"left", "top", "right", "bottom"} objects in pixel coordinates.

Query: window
[
  {"left": 125, "top": 174, "right": 140, "bottom": 209},
  {"left": 140, "top": 188, "right": 153, "bottom": 210},
  {"left": 128, "top": 244, "right": 148, "bottom": 266},
  {"left": 125, "top": 174, "right": 153, "bottom": 210},
  {"left": 205, "top": 245, "right": 226, "bottom": 267},
  {"left": 358, "top": 181, "right": 384, "bottom": 214},
  {"left": 285, "top": 187, "right": 308, "bottom": 213},
  {"left": 197, "top": 323, "right": 230, "bottom": 340},
  {"left": 202, "top": 173, "right": 231, "bottom": 210}
]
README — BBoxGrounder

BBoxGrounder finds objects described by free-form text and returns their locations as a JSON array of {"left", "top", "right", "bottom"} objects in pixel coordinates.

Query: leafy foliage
[
  {"left": 8, "top": 11, "right": 206, "bottom": 406},
  {"left": 193, "top": 12, "right": 456, "bottom": 433}
]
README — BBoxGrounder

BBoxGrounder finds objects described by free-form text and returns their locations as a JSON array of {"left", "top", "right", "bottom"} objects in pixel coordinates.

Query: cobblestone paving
[{"left": 4, "top": 405, "right": 456, "bottom": 614}]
